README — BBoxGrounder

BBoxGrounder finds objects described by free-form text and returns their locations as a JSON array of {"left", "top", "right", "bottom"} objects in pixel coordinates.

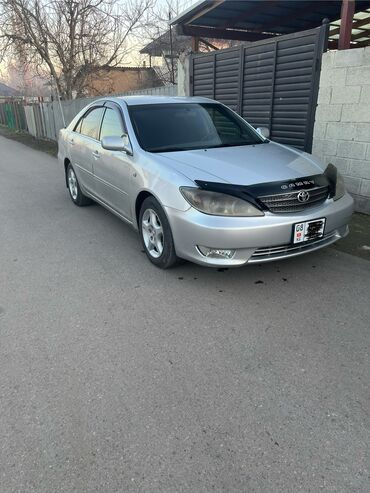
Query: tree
[
  {"left": 6, "top": 58, "right": 50, "bottom": 96},
  {"left": 139, "top": 0, "right": 238, "bottom": 85},
  {"left": 0, "top": 0, "right": 154, "bottom": 99},
  {"left": 138, "top": 0, "right": 189, "bottom": 85}
]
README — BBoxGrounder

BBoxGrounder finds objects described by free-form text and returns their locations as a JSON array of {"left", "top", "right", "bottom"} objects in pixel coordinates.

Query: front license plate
[{"left": 293, "top": 218, "right": 326, "bottom": 244}]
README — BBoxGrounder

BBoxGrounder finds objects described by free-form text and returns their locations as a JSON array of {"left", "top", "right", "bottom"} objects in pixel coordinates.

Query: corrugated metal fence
[
  {"left": 0, "top": 85, "right": 177, "bottom": 141},
  {"left": 190, "top": 25, "right": 329, "bottom": 152},
  {"left": 0, "top": 100, "right": 27, "bottom": 131}
]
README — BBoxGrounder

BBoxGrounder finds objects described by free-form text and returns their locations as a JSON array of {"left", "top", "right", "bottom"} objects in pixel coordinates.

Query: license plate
[{"left": 293, "top": 218, "right": 326, "bottom": 244}]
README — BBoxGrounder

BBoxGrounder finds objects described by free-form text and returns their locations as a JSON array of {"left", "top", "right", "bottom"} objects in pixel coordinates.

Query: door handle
[{"left": 92, "top": 150, "right": 100, "bottom": 159}]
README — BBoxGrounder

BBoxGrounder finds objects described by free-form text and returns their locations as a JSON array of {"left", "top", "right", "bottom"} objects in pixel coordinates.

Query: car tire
[
  {"left": 139, "top": 196, "right": 181, "bottom": 269},
  {"left": 67, "top": 164, "right": 92, "bottom": 206}
]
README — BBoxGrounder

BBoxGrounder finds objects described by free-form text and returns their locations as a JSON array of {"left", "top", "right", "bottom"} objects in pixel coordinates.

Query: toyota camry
[{"left": 58, "top": 96, "right": 353, "bottom": 268}]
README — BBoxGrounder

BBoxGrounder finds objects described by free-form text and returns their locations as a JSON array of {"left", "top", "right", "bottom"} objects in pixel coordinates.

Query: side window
[
  {"left": 100, "top": 108, "right": 125, "bottom": 140},
  {"left": 80, "top": 107, "right": 104, "bottom": 140}
]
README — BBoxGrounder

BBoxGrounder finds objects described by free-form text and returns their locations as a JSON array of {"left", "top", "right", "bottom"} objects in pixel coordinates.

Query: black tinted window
[
  {"left": 204, "top": 106, "right": 242, "bottom": 139},
  {"left": 129, "top": 103, "right": 263, "bottom": 152},
  {"left": 100, "top": 108, "right": 124, "bottom": 140},
  {"left": 80, "top": 107, "right": 104, "bottom": 139}
]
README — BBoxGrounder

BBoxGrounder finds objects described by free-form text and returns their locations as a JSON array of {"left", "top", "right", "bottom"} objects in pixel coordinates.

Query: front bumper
[{"left": 165, "top": 193, "right": 354, "bottom": 267}]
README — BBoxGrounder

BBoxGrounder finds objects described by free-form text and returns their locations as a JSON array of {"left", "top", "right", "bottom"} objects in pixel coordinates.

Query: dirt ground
[{"left": 332, "top": 211, "right": 370, "bottom": 261}]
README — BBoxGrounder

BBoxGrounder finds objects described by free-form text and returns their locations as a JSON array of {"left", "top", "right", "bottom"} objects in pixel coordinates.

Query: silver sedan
[{"left": 58, "top": 96, "right": 353, "bottom": 268}]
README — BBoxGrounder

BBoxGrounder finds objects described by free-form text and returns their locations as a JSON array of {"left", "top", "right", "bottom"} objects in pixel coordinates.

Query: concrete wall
[
  {"left": 177, "top": 54, "right": 191, "bottom": 97},
  {"left": 312, "top": 47, "right": 370, "bottom": 214}
]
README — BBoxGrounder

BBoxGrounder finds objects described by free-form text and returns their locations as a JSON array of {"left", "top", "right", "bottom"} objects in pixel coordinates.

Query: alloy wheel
[
  {"left": 141, "top": 208, "right": 164, "bottom": 258},
  {"left": 68, "top": 167, "right": 78, "bottom": 200}
]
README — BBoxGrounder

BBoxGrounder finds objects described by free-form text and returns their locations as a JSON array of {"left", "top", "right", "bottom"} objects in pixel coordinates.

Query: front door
[{"left": 92, "top": 104, "right": 133, "bottom": 221}]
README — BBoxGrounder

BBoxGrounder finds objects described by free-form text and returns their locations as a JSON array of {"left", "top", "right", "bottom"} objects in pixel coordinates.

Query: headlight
[
  {"left": 334, "top": 171, "right": 346, "bottom": 201},
  {"left": 180, "top": 187, "right": 264, "bottom": 216}
]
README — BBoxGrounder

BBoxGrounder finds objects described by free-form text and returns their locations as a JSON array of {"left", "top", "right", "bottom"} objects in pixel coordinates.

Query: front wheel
[
  {"left": 139, "top": 197, "right": 180, "bottom": 269},
  {"left": 67, "top": 164, "right": 92, "bottom": 206}
]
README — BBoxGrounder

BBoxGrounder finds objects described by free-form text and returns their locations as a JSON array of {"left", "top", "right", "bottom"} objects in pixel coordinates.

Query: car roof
[{"left": 104, "top": 95, "right": 217, "bottom": 106}]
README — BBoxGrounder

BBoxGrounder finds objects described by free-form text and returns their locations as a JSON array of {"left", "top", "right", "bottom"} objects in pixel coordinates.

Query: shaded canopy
[{"left": 171, "top": 0, "right": 370, "bottom": 47}]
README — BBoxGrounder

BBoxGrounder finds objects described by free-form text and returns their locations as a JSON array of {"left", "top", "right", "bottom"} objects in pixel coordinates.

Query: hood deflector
[{"left": 195, "top": 166, "right": 337, "bottom": 212}]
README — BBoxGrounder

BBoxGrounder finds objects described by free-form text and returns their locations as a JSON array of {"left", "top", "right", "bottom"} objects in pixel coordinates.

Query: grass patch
[{"left": 0, "top": 125, "right": 58, "bottom": 157}]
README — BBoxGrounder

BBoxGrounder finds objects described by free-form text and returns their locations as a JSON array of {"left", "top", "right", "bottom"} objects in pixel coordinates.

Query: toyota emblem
[{"left": 297, "top": 190, "right": 310, "bottom": 202}]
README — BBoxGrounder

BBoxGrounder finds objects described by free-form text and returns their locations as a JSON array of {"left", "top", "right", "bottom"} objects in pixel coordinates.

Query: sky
[{"left": 0, "top": 0, "right": 196, "bottom": 87}]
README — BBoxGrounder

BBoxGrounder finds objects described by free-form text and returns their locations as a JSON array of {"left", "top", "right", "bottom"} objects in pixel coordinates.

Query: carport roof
[{"left": 171, "top": 0, "right": 370, "bottom": 46}]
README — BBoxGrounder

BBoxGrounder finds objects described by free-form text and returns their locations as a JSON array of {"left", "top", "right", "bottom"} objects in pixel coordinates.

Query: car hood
[{"left": 156, "top": 142, "right": 326, "bottom": 185}]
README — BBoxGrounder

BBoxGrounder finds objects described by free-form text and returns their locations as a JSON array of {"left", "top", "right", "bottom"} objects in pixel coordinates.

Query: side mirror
[
  {"left": 101, "top": 135, "right": 133, "bottom": 155},
  {"left": 256, "top": 127, "right": 270, "bottom": 139}
]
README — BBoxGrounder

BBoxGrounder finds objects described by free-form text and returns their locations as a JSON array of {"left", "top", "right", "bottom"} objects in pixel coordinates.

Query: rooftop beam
[
  {"left": 198, "top": 38, "right": 219, "bottom": 50},
  {"left": 177, "top": 23, "right": 276, "bottom": 41},
  {"left": 186, "top": 0, "right": 224, "bottom": 25},
  {"left": 352, "top": 37, "right": 370, "bottom": 46},
  {"left": 351, "top": 28, "right": 370, "bottom": 39},
  {"left": 330, "top": 13, "right": 370, "bottom": 36}
]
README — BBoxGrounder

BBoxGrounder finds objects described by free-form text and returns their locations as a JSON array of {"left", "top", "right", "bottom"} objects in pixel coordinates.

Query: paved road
[{"left": 0, "top": 135, "right": 369, "bottom": 493}]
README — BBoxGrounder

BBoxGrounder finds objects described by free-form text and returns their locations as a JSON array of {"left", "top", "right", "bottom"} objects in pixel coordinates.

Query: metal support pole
[
  {"left": 191, "top": 36, "right": 200, "bottom": 52},
  {"left": 169, "top": 10, "right": 175, "bottom": 84},
  {"left": 338, "top": 0, "right": 355, "bottom": 50},
  {"left": 54, "top": 76, "right": 66, "bottom": 128}
]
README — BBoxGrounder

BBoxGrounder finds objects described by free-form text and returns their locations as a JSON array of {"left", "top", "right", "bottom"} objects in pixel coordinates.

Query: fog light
[{"left": 197, "top": 246, "right": 236, "bottom": 259}]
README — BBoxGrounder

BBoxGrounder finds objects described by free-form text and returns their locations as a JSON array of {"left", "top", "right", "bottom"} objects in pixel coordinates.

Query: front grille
[
  {"left": 258, "top": 186, "right": 329, "bottom": 213},
  {"left": 248, "top": 232, "right": 337, "bottom": 263}
]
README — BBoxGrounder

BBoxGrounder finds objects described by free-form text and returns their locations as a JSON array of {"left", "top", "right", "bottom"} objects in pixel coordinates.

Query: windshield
[{"left": 128, "top": 103, "right": 264, "bottom": 152}]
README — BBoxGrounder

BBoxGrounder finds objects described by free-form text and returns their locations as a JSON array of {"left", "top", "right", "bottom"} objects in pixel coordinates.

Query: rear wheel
[
  {"left": 67, "top": 164, "right": 92, "bottom": 206},
  {"left": 139, "top": 197, "right": 180, "bottom": 269}
]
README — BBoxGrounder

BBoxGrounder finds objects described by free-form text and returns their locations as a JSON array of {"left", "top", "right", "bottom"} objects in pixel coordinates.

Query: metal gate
[{"left": 190, "top": 25, "right": 329, "bottom": 152}]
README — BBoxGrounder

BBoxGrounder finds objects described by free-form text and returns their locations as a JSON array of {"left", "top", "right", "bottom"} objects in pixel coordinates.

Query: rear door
[
  {"left": 92, "top": 103, "right": 133, "bottom": 220},
  {"left": 69, "top": 106, "right": 105, "bottom": 193}
]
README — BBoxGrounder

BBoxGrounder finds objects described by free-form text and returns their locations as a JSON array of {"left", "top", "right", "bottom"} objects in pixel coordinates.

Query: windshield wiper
[
  {"left": 206, "top": 142, "right": 259, "bottom": 149},
  {"left": 149, "top": 140, "right": 268, "bottom": 152},
  {"left": 149, "top": 146, "right": 191, "bottom": 153}
]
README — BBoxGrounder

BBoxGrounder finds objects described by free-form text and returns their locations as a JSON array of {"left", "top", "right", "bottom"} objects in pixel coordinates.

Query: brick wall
[
  {"left": 312, "top": 47, "right": 370, "bottom": 214},
  {"left": 87, "top": 67, "right": 163, "bottom": 97}
]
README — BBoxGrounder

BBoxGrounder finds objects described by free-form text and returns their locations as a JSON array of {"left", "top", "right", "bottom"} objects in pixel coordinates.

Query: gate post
[
  {"left": 237, "top": 45, "right": 245, "bottom": 116},
  {"left": 189, "top": 54, "right": 194, "bottom": 96},
  {"left": 177, "top": 53, "right": 191, "bottom": 96},
  {"left": 305, "top": 20, "right": 330, "bottom": 152}
]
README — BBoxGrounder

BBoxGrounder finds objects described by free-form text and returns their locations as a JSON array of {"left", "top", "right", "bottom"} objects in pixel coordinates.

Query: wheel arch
[{"left": 135, "top": 190, "right": 154, "bottom": 228}]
